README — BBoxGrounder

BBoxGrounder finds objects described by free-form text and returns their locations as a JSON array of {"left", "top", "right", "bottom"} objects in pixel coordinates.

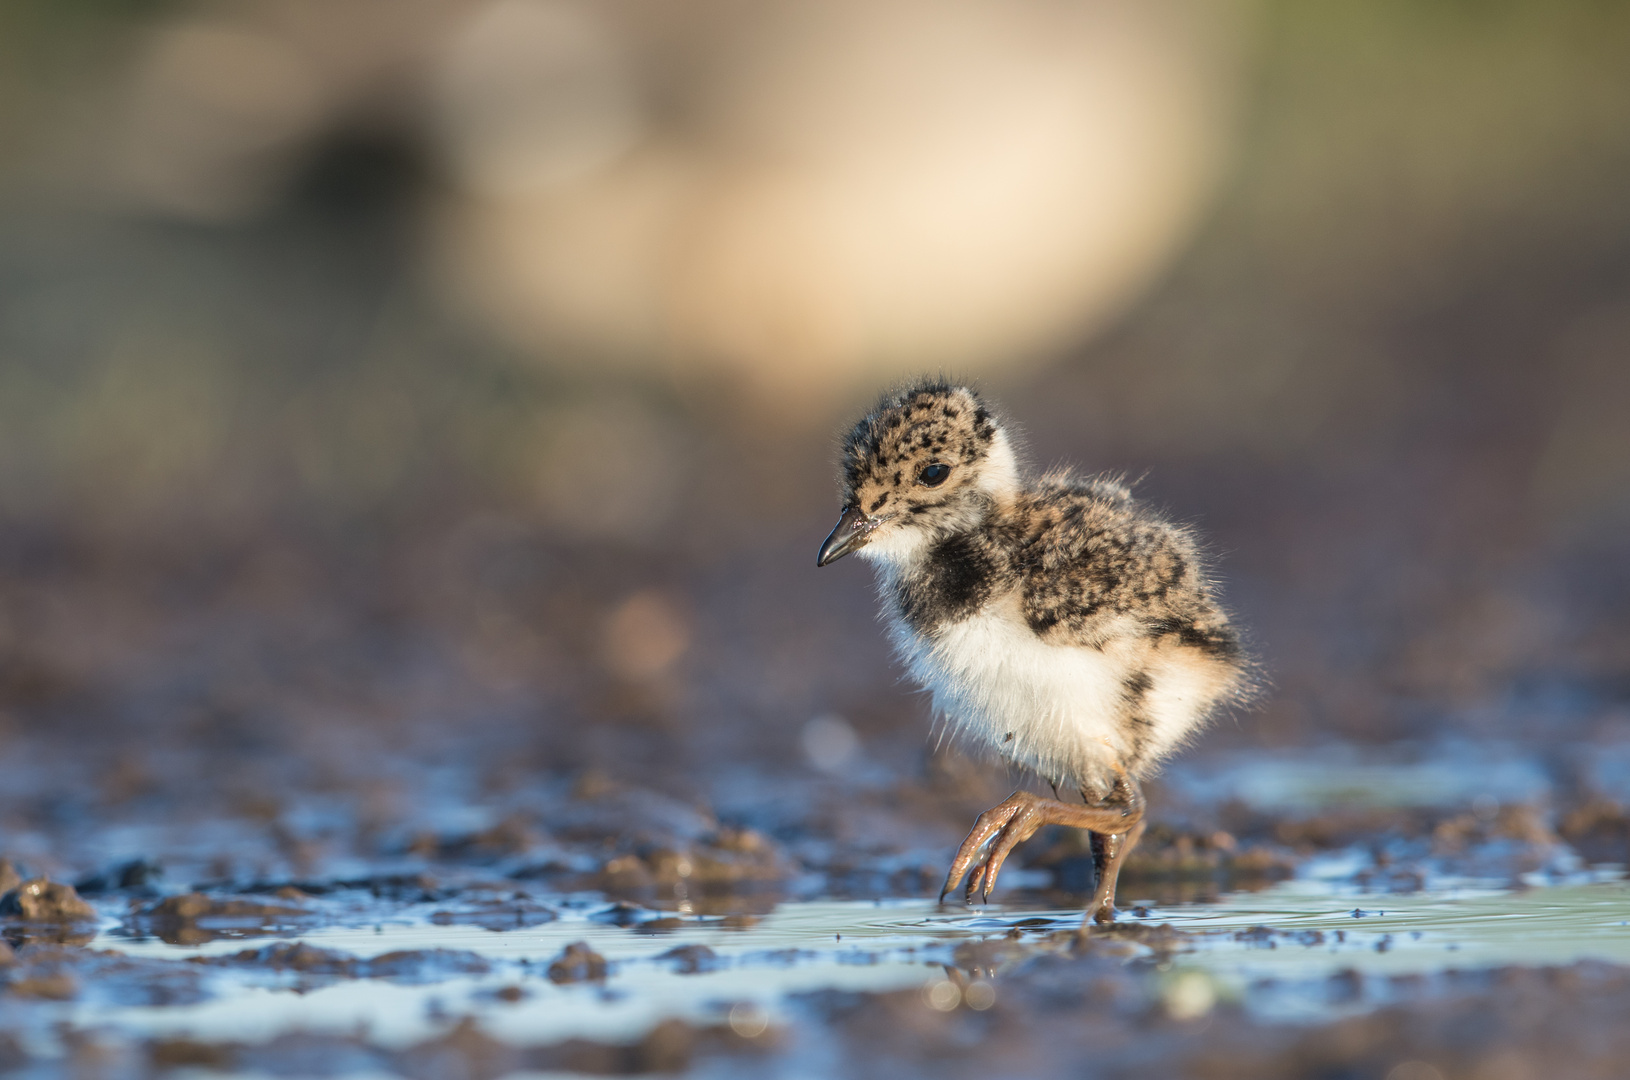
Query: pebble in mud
[
  {"left": 364, "top": 950, "right": 492, "bottom": 983},
  {"left": 139, "top": 893, "right": 309, "bottom": 921},
  {"left": 1077, "top": 920, "right": 1192, "bottom": 960},
  {"left": 657, "top": 944, "right": 721, "bottom": 974},
  {"left": 2, "top": 945, "right": 209, "bottom": 1006},
  {"left": 131, "top": 892, "right": 316, "bottom": 945},
  {"left": 547, "top": 942, "right": 609, "bottom": 984},
  {"left": 429, "top": 895, "right": 559, "bottom": 931},
  {"left": 212, "top": 942, "right": 357, "bottom": 975},
  {"left": 196, "top": 943, "right": 491, "bottom": 984},
  {"left": 0, "top": 879, "right": 96, "bottom": 922},
  {"left": 1560, "top": 797, "right": 1630, "bottom": 865}
]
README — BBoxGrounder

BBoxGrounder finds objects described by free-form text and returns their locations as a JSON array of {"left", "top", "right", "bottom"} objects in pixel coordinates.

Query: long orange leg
[{"left": 939, "top": 778, "right": 1144, "bottom": 912}]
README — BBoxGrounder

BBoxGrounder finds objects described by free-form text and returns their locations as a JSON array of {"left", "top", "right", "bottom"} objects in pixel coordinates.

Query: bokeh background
[{"left": 2, "top": 0, "right": 1629, "bottom": 883}]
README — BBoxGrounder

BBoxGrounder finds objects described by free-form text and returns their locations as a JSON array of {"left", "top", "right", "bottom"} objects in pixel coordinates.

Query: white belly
[{"left": 890, "top": 591, "right": 1213, "bottom": 790}]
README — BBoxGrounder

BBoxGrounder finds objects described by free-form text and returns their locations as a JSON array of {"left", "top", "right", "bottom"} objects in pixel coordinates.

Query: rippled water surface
[{"left": 68, "top": 872, "right": 1628, "bottom": 1052}]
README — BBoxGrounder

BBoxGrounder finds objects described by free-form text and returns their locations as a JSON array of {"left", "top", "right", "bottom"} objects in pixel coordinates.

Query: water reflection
[{"left": 43, "top": 873, "right": 1616, "bottom": 1053}]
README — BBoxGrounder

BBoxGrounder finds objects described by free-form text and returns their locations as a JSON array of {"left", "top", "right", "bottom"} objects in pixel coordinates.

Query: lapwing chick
[{"left": 817, "top": 379, "right": 1248, "bottom": 927}]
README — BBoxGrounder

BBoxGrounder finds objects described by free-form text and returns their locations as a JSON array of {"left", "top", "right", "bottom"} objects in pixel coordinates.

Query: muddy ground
[
  {"left": 1, "top": 494, "right": 1628, "bottom": 1077},
  {"left": 5, "top": 3, "right": 1630, "bottom": 1075},
  {"left": 4, "top": 216, "right": 1630, "bottom": 1073},
  {"left": 3, "top": 201, "right": 1630, "bottom": 1078}
]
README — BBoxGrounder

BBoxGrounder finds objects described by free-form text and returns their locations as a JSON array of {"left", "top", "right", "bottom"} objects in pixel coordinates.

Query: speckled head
[{"left": 817, "top": 379, "right": 1018, "bottom": 567}]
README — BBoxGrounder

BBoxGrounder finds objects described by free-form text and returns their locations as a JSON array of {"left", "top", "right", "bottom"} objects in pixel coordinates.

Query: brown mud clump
[
  {"left": 207, "top": 942, "right": 360, "bottom": 975},
  {"left": 133, "top": 893, "right": 316, "bottom": 945},
  {"left": 0, "top": 879, "right": 96, "bottom": 923},
  {"left": 657, "top": 944, "right": 721, "bottom": 974},
  {"left": 1559, "top": 797, "right": 1630, "bottom": 865},
  {"left": 582, "top": 828, "right": 792, "bottom": 905},
  {"left": 547, "top": 942, "right": 609, "bottom": 984}
]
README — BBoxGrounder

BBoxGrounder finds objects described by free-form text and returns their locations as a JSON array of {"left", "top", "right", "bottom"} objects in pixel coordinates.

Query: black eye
[{"left": 918, "top": 463, "right": 951, "bottom": 487}]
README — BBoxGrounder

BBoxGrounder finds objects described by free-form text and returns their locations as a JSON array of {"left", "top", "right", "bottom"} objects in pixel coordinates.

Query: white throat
[
  {"left": 857, "top": 525, "right": 932, "bottom": 569},
  {"left": 857, "top": 427, "right": 1018, "bottom": 571}
]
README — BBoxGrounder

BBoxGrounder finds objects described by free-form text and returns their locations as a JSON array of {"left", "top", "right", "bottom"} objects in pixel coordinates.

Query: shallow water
[
  {"left": 65, "top": 871, "right": 1629, "bottom": 1053},
  {"left": 7, "top": 740, "right": 1630, "bottom": 1075}
]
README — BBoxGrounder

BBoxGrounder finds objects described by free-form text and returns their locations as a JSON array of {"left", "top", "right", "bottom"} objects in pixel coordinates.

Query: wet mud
[
  {"left": 3, "top": 552, "right": 1629, "bottom": 1080},
  {"left": 3, "top": 21, "right": 1629, "bottom": 1066},
  {"left": 3, "top": 548, "right": 1627, "bottom": 1078},
  {"left": 3, "top": 743, "right": 1628, "bottom": 1079}
]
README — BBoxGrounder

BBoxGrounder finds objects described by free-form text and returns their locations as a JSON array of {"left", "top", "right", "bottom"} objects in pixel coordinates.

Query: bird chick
[{"left": 818, "top": 379, "right": 1248, "bottom": 926}]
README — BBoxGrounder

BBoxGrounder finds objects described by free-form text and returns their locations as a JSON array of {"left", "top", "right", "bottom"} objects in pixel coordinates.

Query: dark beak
[{"left": 817, "top": 506, "right": 877, "bottom": 567}]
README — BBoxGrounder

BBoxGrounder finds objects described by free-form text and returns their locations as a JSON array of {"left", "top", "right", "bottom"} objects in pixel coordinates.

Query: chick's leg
[
  {"left": 940, "top": 787, "right": 1143, "bottom": 906},
  {"left": 1083, "top": 773, "right": 1147, "bottom": 927},
  {"left": 1085, "top": 818, "right": 1148, "bottom": 926}
]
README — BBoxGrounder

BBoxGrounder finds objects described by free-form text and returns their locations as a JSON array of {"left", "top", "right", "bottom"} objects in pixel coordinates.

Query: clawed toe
[
  {"left": 940, "top": 784, "right": 1148, "bottom": 914},
  {"left": 939, "top": 790, "right": 1053, "bottom": 904},
  {"left": 970, "top": 817, "right": 1033, "bottom": 901},
  {"left": 940, "top": 798, "right": 1021, "bottom": 903},
  {"left": 965, "top": 860, "right": 990, "bottom": 902}
]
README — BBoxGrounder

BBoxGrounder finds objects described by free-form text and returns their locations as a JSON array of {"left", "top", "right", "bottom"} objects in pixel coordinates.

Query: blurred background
[{"left": 1, "top": 0, "right": 1628, "bottom": 883}]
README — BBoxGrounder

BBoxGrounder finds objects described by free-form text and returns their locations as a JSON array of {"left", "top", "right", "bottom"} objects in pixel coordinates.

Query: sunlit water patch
[
  {"left": 1164, "top": 739, "right": 1557, "bottom": 811},
  {"left": 60, "top": 875, "right": 1630, "bottom": 1050}
]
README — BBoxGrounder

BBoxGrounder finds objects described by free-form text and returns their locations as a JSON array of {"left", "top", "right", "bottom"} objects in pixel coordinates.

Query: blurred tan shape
[
  {"left": 434, "top": 0, "right": 645, "bottom": 197},
  {"left": 601, "top": 590, "right": 689, "bottom": 681},
  {"left": 113, "top": 0, "right": 1246, "bottom": 410},
  {"left": 120, "top": 21, "right": 325, "bottom": 221},
  {"left": 438, "top": 148, "right": 696, "bottom": 363},
  {"left": 115, "top": 0, "right": 475, "bottom": 221},
  {"left": 433, "top": 0, "right": 1247, "bottom": 409}
]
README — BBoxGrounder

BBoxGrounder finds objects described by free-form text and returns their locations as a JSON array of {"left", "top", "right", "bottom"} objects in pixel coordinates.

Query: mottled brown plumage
[{"left": 818, "top": 378, "right": 1250, "bottom": 925}]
